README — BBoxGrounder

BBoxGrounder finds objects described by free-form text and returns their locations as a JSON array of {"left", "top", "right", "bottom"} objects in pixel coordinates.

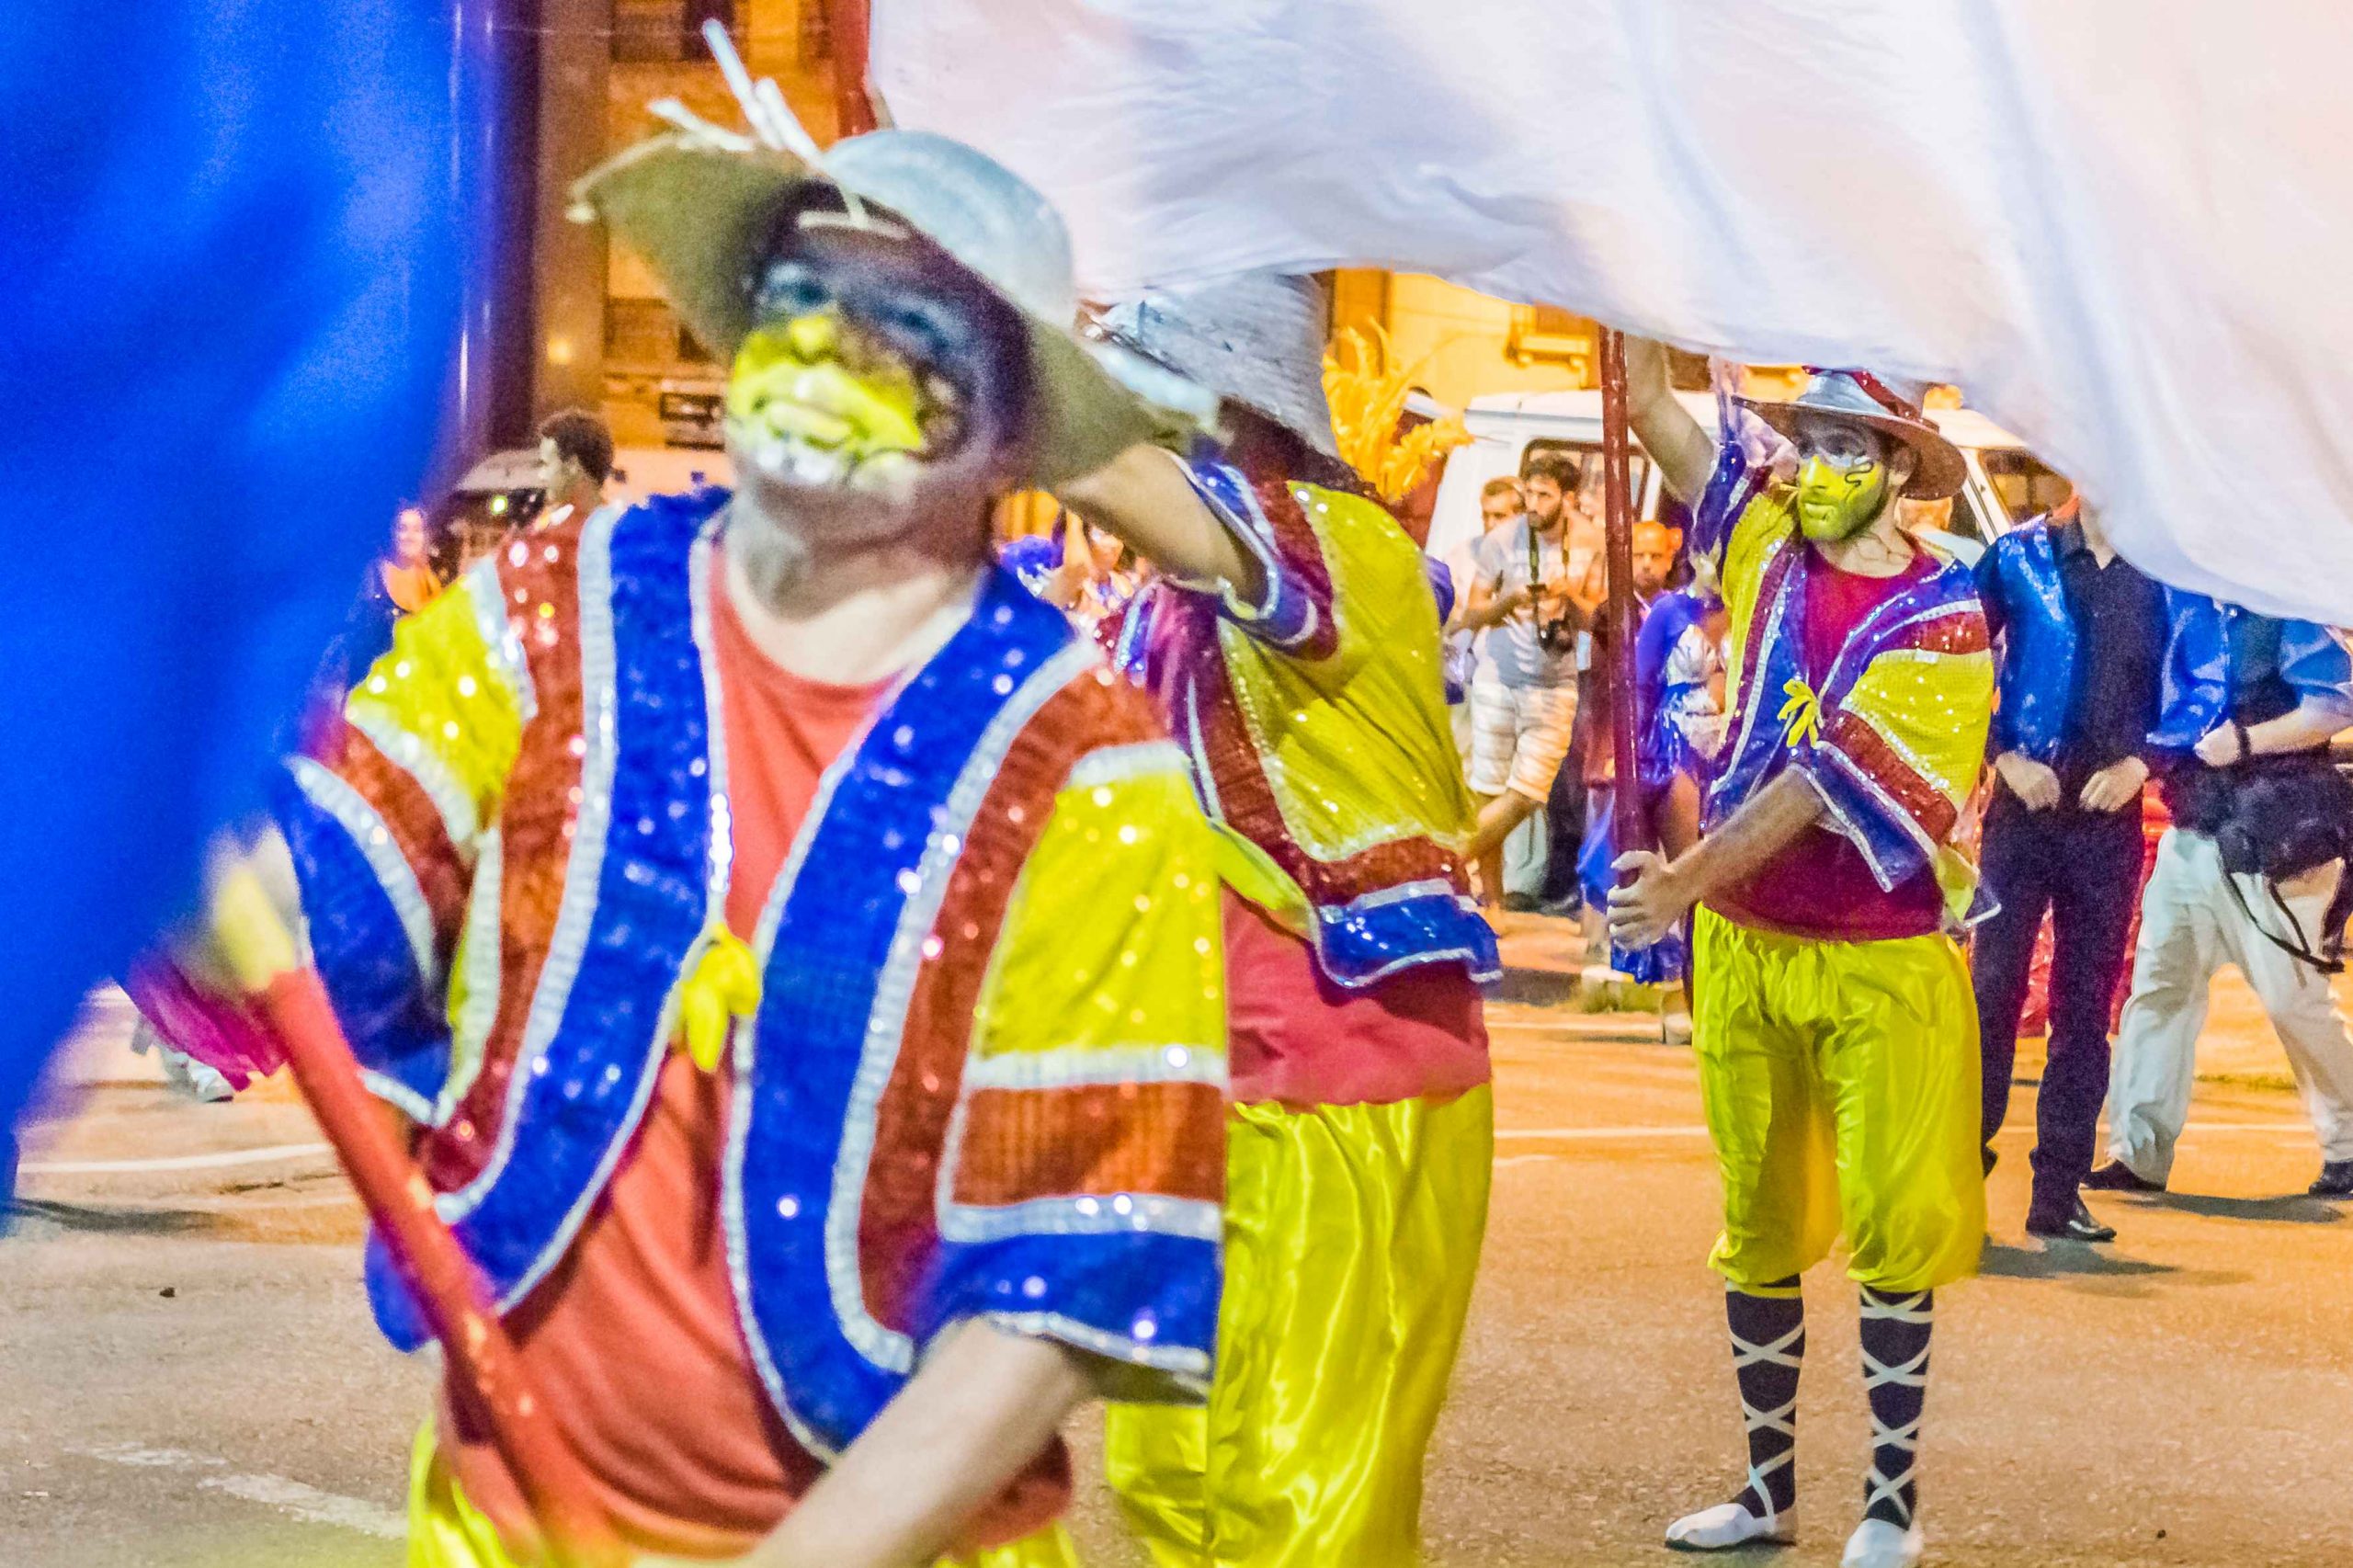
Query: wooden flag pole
[
  {"left": 825, "top": 0, "right": 880, "bottom": 136},
  {"left": 211, "top": 872, "right": 626, "bottom": 1568},
  {"left": 1597, "top": 329, "right": 1652, "bottom": 868}
]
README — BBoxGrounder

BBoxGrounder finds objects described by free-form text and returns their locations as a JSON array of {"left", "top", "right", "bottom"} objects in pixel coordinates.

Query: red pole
[
  {"left": 826, "top": 0, "right": 879, "bottom": 137},
  {"left": 256, "top": 968, "right": 626, "bottom": 1568},
  {"left": 1597, "top": 329, "right": 1651, "bottom": 863}
]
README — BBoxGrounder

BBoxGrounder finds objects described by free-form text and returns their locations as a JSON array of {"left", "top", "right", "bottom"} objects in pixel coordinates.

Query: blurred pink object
[{"left": 121, "top": 959, "right": 287, "bottom": 1093}]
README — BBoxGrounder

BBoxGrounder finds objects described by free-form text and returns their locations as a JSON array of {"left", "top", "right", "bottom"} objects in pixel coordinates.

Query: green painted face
[{"left": 1790, "top": 418, "right": 1894, "bottom": 543}]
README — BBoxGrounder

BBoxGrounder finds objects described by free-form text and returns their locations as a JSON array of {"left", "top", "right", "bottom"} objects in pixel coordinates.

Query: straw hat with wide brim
[
  {"left": 570, "top": 131, "right": 1211, "bottom": 489},
  {"left": 1736, "top": 369, "right": 1965, "bottom": 500}
]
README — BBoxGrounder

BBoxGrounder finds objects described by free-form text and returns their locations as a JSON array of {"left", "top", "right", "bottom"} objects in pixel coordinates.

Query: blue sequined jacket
[{"left": 1977, "top": 518, "right": 2081, "bottom": 765}]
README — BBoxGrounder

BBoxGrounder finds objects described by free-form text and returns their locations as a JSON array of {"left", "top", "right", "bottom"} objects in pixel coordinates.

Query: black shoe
[
  {"left": 2310, "top": 1160, "right": 2353, "bottom": 1198},
  {"left": 2026, "top": 1195, "right": 2117, "bottom": 1243},
  {"left": 2082, "top": 1162, "right": 2165, "bottom": 1194},
  {"left": 1501, "top": 892, "right": 1540, "bottom": 914},
  {"left": 1537, "top": 894, "right": 1585, "bottom": 920},
  {"left": 1981, "top": 1144, "right": 1998, "bottom": 1177}
]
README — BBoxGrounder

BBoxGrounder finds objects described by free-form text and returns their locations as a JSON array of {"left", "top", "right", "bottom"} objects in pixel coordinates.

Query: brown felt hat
[
  {"left": 1737, "top": 369, "right": 1966, "bottom": 500},
  {"left": 571, "top": 131, "right": 1212, "bottom": 487}
]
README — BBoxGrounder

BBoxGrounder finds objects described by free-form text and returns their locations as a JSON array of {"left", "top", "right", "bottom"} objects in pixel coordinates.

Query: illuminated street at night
[
  {"left": 8, "top": 936, "right": 2347, "bottom": 1568},
  {"left": 9, "top": 4, "right": 2353, "bottom": 1566}
]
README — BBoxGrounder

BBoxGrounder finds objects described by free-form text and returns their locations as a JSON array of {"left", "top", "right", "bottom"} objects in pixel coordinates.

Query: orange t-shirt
[
  {"left": 381, "top": 561, "right": 442, "bottom": 616},
  {"left": 439, "top": 568, "right": 1064, "bottom": 1557}
]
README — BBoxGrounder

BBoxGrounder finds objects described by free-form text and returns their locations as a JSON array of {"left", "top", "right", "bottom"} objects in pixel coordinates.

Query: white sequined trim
[
  {"left": 463, "top": 555, "right": 539, "bottom": 723},
  {"left": 724, "top": 669, "right": 880, "bottom": 1464},
  {"left": 441, "top": 509, "right": 622, "bottom": 1221},
  {"left": 360, "top": 1067, "right": 437, "bottom": 1126},
  {"left": 961, "top": 1043, "right": 1222, "bottom": 1094},
  {"left": 1064, "top": 740, "right": 1187, "bottom": 792},
  {"left": 689, "top": 521, "right": 735, "bottom": 924},
  {"left": 827, "top": 638, "right": 1101, "bottom": 1376},
  {"left": 978, "top": 1310, "right": 1211, "bottom": 1392},
  {"left": 940, "top": 1191, "right": 1222, "bottom": 1245},
  {"left": 1180, "top": 679, "right": 1223, "bottom": 820},
  {"left": 1339, "top": 877, "right": 1461, "bottom": 915},
  {"left": 291, "top": 756, "right": 438, "bottom": 993},
  {"left": 344, "top": 700, "right": 479, "bottom": 856}
]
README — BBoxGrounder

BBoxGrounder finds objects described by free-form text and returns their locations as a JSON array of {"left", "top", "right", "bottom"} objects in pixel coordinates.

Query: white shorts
[{"left": 1467, "top": 678, "right": 1577, "bottom": 802}]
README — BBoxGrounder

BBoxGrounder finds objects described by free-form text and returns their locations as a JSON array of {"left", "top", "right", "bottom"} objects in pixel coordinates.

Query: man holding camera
[
  {"left": 2088, "top": 597, "right": 2353, "bottom": 1199},
  {"left": 1460, "top": 451, "right": 1595, "bottom": 911}
]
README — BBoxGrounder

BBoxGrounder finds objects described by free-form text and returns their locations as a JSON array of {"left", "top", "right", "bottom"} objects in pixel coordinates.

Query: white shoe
[
  {"left": 1841, "top": 1517, "right": 1924, "bottom": 1568},
  {"left": 1665, "top": 1501, "right": 1795, "bottom": 1551}
]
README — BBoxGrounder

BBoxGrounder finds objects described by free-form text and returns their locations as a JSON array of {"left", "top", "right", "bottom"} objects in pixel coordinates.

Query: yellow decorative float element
[{"left": 1320, "top": 325, "right": 1471, "bottom": 505}]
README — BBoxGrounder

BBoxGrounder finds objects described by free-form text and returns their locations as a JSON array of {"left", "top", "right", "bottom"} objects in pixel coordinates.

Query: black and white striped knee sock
[
  {"left": 1725, "top": 1281, "right": 1804, "bottom": 1519},
  {"left": 1859, "top": 1287, "right": 1933, "bottom": 1528}
]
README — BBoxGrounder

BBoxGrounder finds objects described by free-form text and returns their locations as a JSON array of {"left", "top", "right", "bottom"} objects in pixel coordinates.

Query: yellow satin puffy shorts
[
  {"left": 1691, "top": 908, "right": 1984, "bottom": 1295},
  {"left": 1103, "top": 1085, "right": 1495, "bottom": 1568},
  {"left": 404, "top": 1424, "right": 1081, "bottom": 1568}
]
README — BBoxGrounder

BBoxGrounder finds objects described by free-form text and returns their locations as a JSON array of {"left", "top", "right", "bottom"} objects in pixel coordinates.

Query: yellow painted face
[
  {"left": 1790, "top": 419, "right": 1893, "bottom": 543},
  {"left": 726, "top": 310, "right": 939, "bottom": 492}
]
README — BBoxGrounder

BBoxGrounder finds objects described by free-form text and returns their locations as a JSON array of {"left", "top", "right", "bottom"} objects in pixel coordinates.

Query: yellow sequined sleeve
[
  {"left": 938, "top": 737, "right": 1229, "bottom": 1398},
  {"left": 276, "top": 567, "right": 529, "bottom": 1120}
]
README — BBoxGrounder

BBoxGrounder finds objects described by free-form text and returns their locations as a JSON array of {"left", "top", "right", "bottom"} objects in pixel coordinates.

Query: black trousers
[
  {"left": 1972, "top": 791, "right": 2145, "bottom": 1207},
  {"left": 1540, "top": 762, "right": 1587, "bottom": 905}
]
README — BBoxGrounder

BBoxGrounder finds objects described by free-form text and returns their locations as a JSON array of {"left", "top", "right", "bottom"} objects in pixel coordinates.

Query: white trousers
[{"left": 2106, "top": 827, "right": 2353, "bottom": 1180}]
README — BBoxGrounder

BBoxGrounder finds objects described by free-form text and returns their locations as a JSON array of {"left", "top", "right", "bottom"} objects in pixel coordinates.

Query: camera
[{"left": 1536, "top": 611, "right": 1578, "bottom": 653}]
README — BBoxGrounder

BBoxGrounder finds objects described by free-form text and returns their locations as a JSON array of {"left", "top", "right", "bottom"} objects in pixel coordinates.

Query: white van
[{"left": 1425, "top": 388, "right": 2069, "bottom": 569}]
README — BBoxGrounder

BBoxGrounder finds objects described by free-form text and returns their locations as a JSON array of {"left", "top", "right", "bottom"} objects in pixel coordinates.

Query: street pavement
[{"left": 3, "top": 939, "right": 2348, "bottom": 1567}]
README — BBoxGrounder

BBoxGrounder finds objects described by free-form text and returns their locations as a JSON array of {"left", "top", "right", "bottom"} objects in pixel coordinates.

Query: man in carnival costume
[
  {"left": 1611, "top": 343, "right": 1993, "bottom": 1568},
  {"left": 243, "top": 115, "right": 1233, "bottom": 1567},
  {"left": 1054, "top": 273, "right": 1500, "bottom": 1568}
]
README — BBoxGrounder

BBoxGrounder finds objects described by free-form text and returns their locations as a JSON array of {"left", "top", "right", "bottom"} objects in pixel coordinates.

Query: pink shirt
[{"left": 1222, "top": 890, "right": 1490, "bottom": 1108}]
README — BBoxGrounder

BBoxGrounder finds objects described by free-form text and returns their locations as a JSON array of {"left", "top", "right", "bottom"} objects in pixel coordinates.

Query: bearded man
[
  {"left": 1610, "top": 345, "right": 1993, "bottom": 1568},
  {"left": 215, "top": 123, "right": 1233, "bottom": 1568}
]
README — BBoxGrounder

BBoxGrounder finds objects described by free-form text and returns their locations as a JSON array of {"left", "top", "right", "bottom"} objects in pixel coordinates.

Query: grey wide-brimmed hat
[
  {"left": 570, "top": 129, "right": 1214, "bottom": 487},
  {"left": 1095, "top": 273, "right": 1341, "bottom": 459},
  {"left": 1737, "top": 369, "right": 1965, "bottom": 500}
]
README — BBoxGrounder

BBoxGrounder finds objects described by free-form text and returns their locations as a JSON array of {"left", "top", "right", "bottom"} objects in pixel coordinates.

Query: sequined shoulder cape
[
  {"left": 1690, "top": 448, "right": 1995, "bottom": 926},
  {"left": 1130, "top": 456, "right": 1500, "bottom": 989},
  {"left": 278, "top": 489, "right": 1228, "bottom": 1456}
]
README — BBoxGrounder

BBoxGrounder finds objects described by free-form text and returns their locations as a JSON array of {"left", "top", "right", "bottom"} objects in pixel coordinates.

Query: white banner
[{"left": 873, "top": 0, "right": 2353, "bottom": 622}]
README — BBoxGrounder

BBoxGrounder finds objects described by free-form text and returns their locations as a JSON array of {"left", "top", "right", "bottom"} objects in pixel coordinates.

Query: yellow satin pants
[
  {"left": 1691, "top": 908, "right": 1984, "bottom": 1294},
  {"left": 405, "top": 1424, "right": 1082, "bottom": 1568},
  {"left": 1103, "top": 1085, "right": 1495, "bottom": 1568}
]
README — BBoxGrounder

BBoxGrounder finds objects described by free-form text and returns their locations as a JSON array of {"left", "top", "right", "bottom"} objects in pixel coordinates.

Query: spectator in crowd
[
  {"left": 1460, "top": 452, "right": 1594, "bottom": 914},
  {"left": 1443, "top": 477, "right": 1529, "bottom": 748},
  {"left": 2088, "top": 596, "right": 2353, "bottom": 1199},
  {"left": 1973, "top": 497, "right": 2165, "bottom": 1242},
  {"left": 1004, "top": 510, "right": 1150, "bottom": 662},
  {"left": 1612, "top": 549, "right": 1731, "bottom": 1021},
  {"left": 1567, "top": 517, "right": 1679, "bottom": 973},
  {"left": 535, "top": 406, "right": 615, "bottom": 529},
  {"left": 380, "top": 505, "right": 441, "bottom": 615}
]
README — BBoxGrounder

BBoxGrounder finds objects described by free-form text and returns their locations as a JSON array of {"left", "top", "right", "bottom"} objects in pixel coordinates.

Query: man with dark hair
[
  {"left": 535, "top": 406, "right": 615, "bottom": 528},
  {"left": 1459, "top": 449, "right": 1593, "bottom": 913},
  {"left": 1972, "top": 496, "right": 2165, "bottom": 1243}
]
